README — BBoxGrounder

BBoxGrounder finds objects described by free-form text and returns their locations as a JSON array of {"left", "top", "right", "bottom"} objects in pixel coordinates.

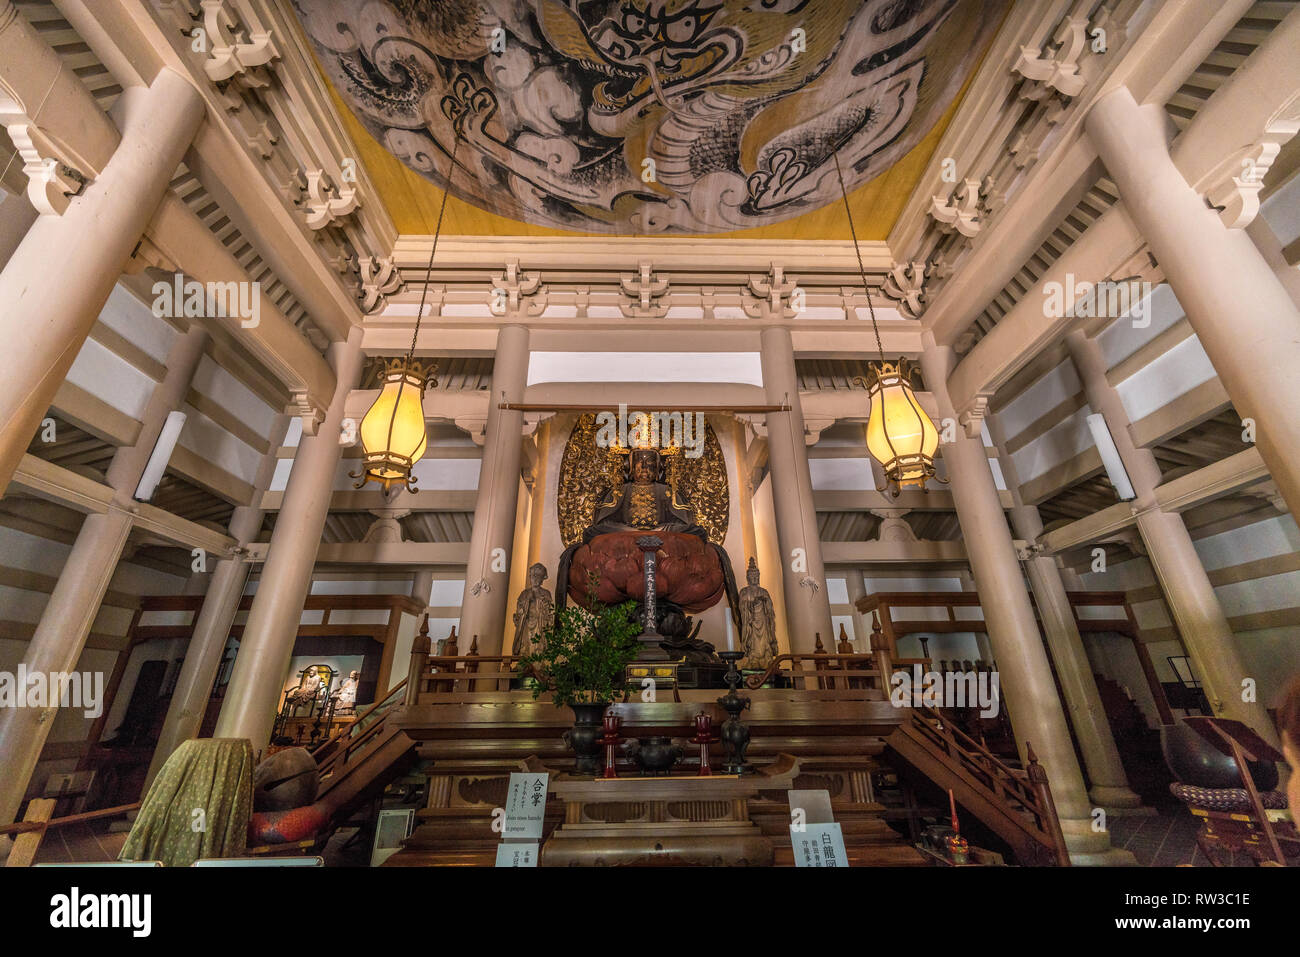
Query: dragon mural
[{"left": 293, "top": 0, "right": 1004, "bottom": 233}]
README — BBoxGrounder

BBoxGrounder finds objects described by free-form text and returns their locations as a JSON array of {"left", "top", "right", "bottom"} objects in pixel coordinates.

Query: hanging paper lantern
[{"left": 355, "top": 358, "right": 432, "bottom": 491}]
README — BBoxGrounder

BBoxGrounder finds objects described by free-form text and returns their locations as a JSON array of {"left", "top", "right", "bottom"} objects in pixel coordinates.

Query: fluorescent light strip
[
  {"left": 1085, "top": 412, "right": 1136, "bottom": 501},
  {"left": 134, "top": 410, "right": 188, "bottom": 502}
]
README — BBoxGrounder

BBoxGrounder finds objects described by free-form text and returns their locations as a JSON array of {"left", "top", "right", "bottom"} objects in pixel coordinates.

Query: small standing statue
[
  {"left": 511, "top": 562, "right": 555, "bottom": 658},
  {"left": 738, "top": 557, "right": 778, "bottom": 671}
]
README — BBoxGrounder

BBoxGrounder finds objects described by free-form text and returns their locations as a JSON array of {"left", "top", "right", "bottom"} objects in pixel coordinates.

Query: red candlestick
[
  {"left": 948, "top": 788, "right": 960, "bottom": 832},
  {"left": 599, "top": 714, "right": 623, "bottom": 779},
  {"left": 690, "top": 713, "right": 717, "bottom": 776}
]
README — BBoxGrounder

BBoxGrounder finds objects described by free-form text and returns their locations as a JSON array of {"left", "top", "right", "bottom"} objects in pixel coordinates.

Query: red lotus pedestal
[{"left": 567, "top": 531, "right": 726, "bottom": 613}]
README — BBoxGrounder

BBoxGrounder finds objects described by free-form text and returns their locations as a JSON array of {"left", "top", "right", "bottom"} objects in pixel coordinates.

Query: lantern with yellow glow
[
  {"left": 856, "top": 360, "right": 939, "bottom": 495},
  {"left": 831, "top": 148, "right": 943, "bottom": 495},
  {"left": 355, "top": 358, "right": 433, "bottom": 491},
  {"left": 353, "top": 131, "right": 461, "bottom": 493}
]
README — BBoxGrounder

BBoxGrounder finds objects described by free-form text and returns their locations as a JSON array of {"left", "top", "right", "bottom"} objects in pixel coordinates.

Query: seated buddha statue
[
  {"left": 583, "top": 448, "right": 709, "bottom": 543},
  {"left": 556, "top": 447, "right": 740, "bottom": 660}
]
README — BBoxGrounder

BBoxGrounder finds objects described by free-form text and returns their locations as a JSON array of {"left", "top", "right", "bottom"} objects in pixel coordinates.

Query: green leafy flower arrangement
[{"left": 516, "top": 575, "right": 641, "bottom": 709}]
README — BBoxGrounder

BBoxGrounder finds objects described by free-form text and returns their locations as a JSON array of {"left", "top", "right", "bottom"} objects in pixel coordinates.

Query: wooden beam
[
  {"left": 257, "top": 489, "right": 478, "bottom": 512},
  {"left": 244, "top": 541, "right": 470, "bottom": 566},
  {"left": 821, "top": 540, "right": 966, "bottom": 564},
  {"left": 1130, "top": 378, "right": 1231, "bottom": 449},
  {"left": 1039, "top": 447, "right": 1270, "bottom": 555},
  {"left": 8, "top": 454, "right": 237, "bottom": 557}
]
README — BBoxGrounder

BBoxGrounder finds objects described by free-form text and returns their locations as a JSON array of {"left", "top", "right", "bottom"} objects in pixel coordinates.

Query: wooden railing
[
  {"left": 1, "top": 800, "right": 141, "bottom": 867},
  {"left": 745, "top": 652, "right": 884, "bottom": 691},
  {"left": 895, "top": 706, "right": 1070, "bottom": 866},
  {"left": 311, "top": 678, "right": 407, "bottom": 779}
]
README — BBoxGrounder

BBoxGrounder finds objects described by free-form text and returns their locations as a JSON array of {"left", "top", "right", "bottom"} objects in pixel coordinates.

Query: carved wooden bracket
[
  {"left": 928, "top": 178, "right": 986, "bottom": 239},
  {"left": 744, "top": 262, "right": 799, "bottom": 319},
  {"left": 201, "top": 0, "right": 280, "bottom": 89},
  {"left": 297, "top": 168, "right": 361, "bottom": 231},
  {"left": 1200, "top": 95, "right": 1300, "bottom": 228},
  {"left": 1013, "top": 15, "right": 1090, "bottom": 101},
  {"left": 491, "top": 259, "right": 546, "bottom": 316},
  {"left": 881, "top": 260, "right": 927, "bottom": 320},
  {"left": 358, "top": 256, "right": 403, "bottom": 314},
  {"left": 957, "top": 392, "right": 993, "bottom": 439},
  {"left": 619, "top": 260, "right": 669, "bottom": 318},
  {"left": 0, "top": 104, "right": 89, "bottom": 215},
  {"left": 290, "top": 389, "right": 326, "bottom": 437}
]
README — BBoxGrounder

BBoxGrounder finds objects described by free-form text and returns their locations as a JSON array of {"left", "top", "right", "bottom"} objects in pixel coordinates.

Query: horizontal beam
[
  {"left": 391, "top": 236, "right": 894, "bottom": 276},
  {"left": 821, "top": 540, "right": 966, "bottom": 564},
  {"left": 9, "top": 454, "right": 237, "bottom": 556},
  {"left": 257, "top": 489, "right": 478, "bottom": 512},
  {"left": 1039, "top": 446, "right": 1269, "bottom": 554},
  {"left": 245, "top": 541, "right": 469, "bottom": 566},
  {"left": 145, "top": 193, "right": 336, "bottom": 418}
]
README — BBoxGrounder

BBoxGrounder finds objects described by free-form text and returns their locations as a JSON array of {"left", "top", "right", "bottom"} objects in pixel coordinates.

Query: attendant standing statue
[
  {"left": 738, "top": 558, "right": 778, "bottom": 671},
  {"left": 511, "top": 562, "right": 555, "bottom": 658}
]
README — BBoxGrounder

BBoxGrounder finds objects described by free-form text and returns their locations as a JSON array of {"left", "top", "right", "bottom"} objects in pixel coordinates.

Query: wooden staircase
[
  {"left": 309, "top": 682, "right": 419, "bottom": 825},
  {"left": 884, "top": 706, "right": 1071, "bottom": 866}
]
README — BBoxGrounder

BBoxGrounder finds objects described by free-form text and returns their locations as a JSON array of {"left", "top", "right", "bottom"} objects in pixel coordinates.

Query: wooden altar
[{"left": 540, "top": 759, "right": 801, "bottom": 866}]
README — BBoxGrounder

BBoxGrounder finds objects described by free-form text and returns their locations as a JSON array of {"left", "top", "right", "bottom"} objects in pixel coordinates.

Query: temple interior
[{"left": 2, "top": 0, "right": 1300, "bottom": 873}]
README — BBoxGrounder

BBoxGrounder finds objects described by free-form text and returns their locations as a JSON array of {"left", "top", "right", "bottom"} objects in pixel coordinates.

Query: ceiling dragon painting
[{"left": 293, "top": 1, "right": 1005, "bottom": 234}]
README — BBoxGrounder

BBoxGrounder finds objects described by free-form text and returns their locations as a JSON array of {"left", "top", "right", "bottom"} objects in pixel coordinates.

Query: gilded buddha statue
[
  {"left": 583, "top": 448, "right": 709, "bottom": 542},
  {"left": 556, "top": 447, "right": 740, "bottom": 662}
]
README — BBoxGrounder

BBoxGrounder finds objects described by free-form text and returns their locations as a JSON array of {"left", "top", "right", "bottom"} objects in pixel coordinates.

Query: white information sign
[
  {"left": 495, "top": 842, "right": 539, "bottom": 867},
  {"left": 791, "top": 823, "right": 849, "bottom": 868},
  {"left": 503, "top": 772, "right": 549, "bottom": 840}
]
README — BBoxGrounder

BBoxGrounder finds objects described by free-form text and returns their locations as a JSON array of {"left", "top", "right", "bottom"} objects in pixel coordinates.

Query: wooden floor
[{"left": 24, "top": 822, "right": 128, "bottom": 865}]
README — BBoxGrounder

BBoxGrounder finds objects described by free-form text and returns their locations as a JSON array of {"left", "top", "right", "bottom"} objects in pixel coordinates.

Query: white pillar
[
  {"left": 759, "top": 325, "right": 833, "bottom": 651},
  {"left": 988, "top": 417, "right": 1142, "bottom": 809},
  {"left": 459, "top": 324, "right": 529, "bottom": 655},
  {"left": 1066, "top": 328, "right": 1276, "bottom": 739},
  {"left": 410, "top": 567, "right": 435, "bottom": 610},
  {"left": 0, "top": 69, "right": 204, "bottom": 493},
  {"left": 214, "top": 330, "right": 365, "bottom": 748},
  {"left": 0, "top": 190, "right": 37, "bottom": 269},
  {"left": 921, "top": 342, "right": 1112, "bottom": 861},
  {"left": 0, "top": 324, "right": 209, "bottom": 826},
  {"left": 1086, "top": 86, "right": 1300, "bottom": 516},
  {"left": 144, "top": 507, "right": 259, "bottom": 788}
]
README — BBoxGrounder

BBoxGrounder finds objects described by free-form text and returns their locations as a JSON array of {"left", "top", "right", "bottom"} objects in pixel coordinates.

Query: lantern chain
[
  {"left": 406, "top": 131, "right": 462, "bottom": 364},
  {"left": 832, "top": 149, "right": 887, "bottom": 366}
]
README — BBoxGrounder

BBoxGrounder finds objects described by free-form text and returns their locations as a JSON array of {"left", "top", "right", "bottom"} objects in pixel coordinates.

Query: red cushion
[{"left": 248, "top": 804, "right": 330, "bottom": 844}]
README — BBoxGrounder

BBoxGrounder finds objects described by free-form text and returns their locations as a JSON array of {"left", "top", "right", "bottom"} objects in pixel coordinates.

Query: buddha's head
[
  {"left": 746, "top": 556, "right": 760, "bottom": 586},
  {"left": 527, "top": 562, "right": 547, "bottom": 587},
  {"left": 630, "top": 449, "right": 660, "bottom": 484}
]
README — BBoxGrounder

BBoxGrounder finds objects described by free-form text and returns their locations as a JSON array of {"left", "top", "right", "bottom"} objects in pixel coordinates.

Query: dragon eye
[
  {"left": 623, "top": 11, "right": 646, "bottom": 33},
  {"left": 665, "top": 16, "right": 696, "bottom": 43}
]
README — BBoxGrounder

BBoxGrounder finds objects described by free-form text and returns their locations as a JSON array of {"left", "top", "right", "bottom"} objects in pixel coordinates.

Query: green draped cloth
[{"left": 120, "top": 738, "right": 253, "bottom": 867}]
